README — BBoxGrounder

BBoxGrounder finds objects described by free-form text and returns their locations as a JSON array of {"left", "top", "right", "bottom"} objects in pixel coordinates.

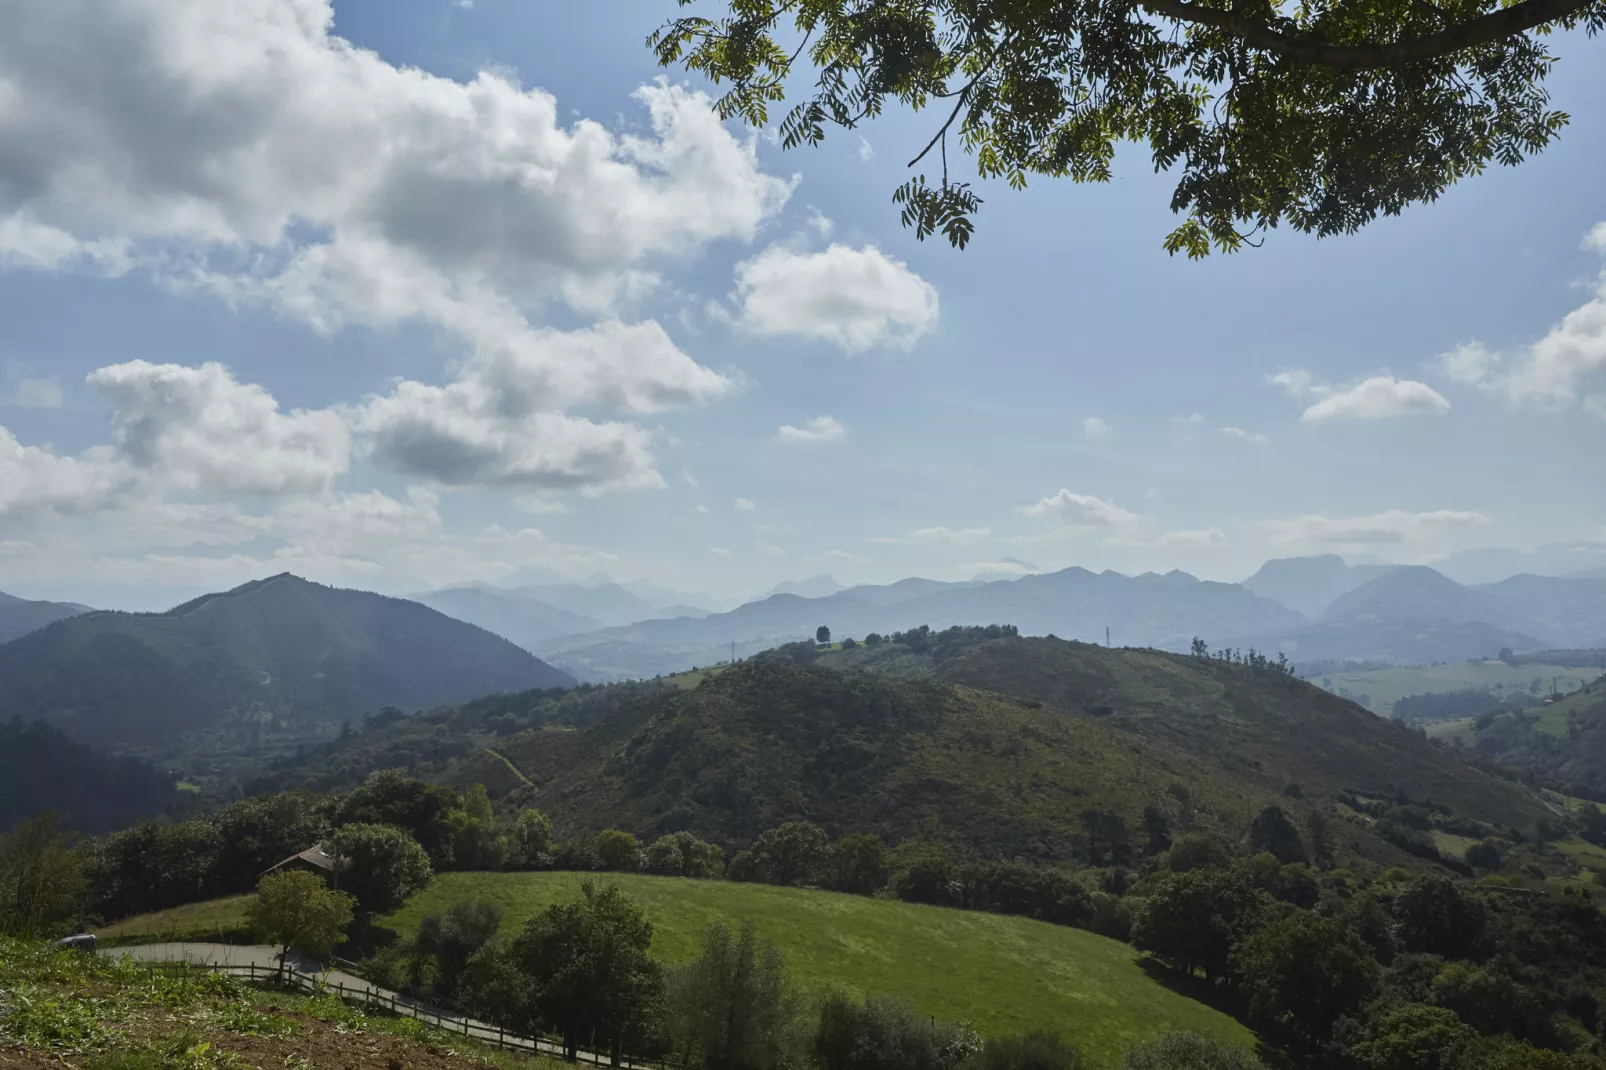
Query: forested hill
[
  {"left": 0, "top": 719, "right": 180, "bottom": 833},
  {"left": 0, "top": 574, "right": 575, "bottom": 770},
  {"left": 422, "top": 631, "right": 1551, "bottom": 870}
]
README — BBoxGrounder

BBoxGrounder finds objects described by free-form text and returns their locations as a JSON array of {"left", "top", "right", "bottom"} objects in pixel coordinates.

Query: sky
[{"left": 1, "top": 0, "right": 1604, "bottom": 610}]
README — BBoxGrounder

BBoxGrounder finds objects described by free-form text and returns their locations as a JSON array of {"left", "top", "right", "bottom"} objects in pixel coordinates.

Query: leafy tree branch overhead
[{"left": 651, "top": 0, "right": 1603, "bottom": 255}]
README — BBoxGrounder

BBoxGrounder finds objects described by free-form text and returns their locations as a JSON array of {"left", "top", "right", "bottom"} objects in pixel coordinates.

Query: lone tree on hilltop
[
  {"left": 653, "top": 0, "right": 1601, "bottom": 256},
  {"left": 816, "top": 625, "right": 831, "bottom": 645}
]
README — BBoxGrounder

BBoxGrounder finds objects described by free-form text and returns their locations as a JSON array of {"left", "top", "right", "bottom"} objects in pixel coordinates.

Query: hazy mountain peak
[{"left": 762, "top": 574, "right": 845, "bottom": 600}]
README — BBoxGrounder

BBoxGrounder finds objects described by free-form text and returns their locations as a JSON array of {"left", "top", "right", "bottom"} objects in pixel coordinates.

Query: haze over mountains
[
  {"left": 0, "top": 590, "right": 93, "bottom": 644},
  {"left": 396, "top": 555, "right": 1605, "bottom": 683},
  {"left": 0, "top": 574, "right": 572, "bottom": 779}
]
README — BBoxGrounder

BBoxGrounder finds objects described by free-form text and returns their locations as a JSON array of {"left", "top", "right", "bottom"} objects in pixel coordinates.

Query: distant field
[
  {"left": 1425, "top": 717, "right": 1476, "bottom": 744},
  {"left": 1313, "top": 661, "right": 1601, "bottom": 717},
  {"left": 378, "top": 872, "right": 1255, "bottom": 1064}
]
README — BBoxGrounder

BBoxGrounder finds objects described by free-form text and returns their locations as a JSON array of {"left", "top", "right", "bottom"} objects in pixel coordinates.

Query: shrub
[
  {"left": 815, "top": 991, "right": 979, "bottom": 1070},
  {"left": 1121, "top": 1031, "right": 1262, "bottom": 1069},
  {"left": 980, "top": 1033, "right": 1087, "bottom": 1070}
]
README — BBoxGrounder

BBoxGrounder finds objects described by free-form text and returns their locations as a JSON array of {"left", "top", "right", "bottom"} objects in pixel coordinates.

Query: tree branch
[{"left": 1138, "top": 0, "right": 1593, "bottom": 70}]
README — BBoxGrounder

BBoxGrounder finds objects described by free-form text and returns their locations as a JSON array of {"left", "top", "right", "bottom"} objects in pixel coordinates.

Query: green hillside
[
  {"left": 426, "top": 637, "right": 1548, "bottom": 872},
  {"left": 0, "top": 719, "right": 181, "bottom": 833},
  {"left": 1440, "top": 676, "right": 1606, "bottom": 795},
  {"left": 383, "top": 872, "right": 1256, "bottom": 1064},
  {"left": 449, "top": 658, "right": 1277, "bottom": 861},
  {"left": 94, "top": 871, "right": 1257, "bottom": 1064},
  {"left": 0, "top": 574, "right": 574, "bottom": 787},
  {"left": 924, "top": 638, "right": 1553, "bottom": 833}
]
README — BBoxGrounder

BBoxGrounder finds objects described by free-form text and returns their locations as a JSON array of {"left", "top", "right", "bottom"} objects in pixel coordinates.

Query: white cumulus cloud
[
  {"left": 1428, "top": 223, "right": 1606, "bottom": 409},
  {"left": 1019, "top": 490, "right": 1138, "bottom": 529},
  {"left": 0, "top": 0, "right": 786, "bottom": 498},
  {"left": 775, "top": 415, "right": 847, "bottom": 444},
  {"left": 731, "top": 244, "right": 938, "bottom": 352},
  {"left": 1300, "top": 377, "right": 1451, "bottom": 422},
  {"left": 1220, "top": 427, "right": 1269, "bottom": 444},
  {"left": 1083, "top": 417, "right": 1112, "bottom": 440}
]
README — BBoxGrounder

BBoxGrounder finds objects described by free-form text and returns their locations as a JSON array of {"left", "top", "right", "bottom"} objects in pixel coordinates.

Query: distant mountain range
[
  {"left": 532, "top": 567, "right": 1306, "bottom": 682},
  {"left": 1227, "top": 565, "right": 1606, "bottom": 665},
  {"left": 0, "top": 574, "right": 573, "bottom": 778},
  {"left": 1240, "top": 555, "right": 1392, "bottom": 618},
  {"left": 0, "top": 589, "right": 93, "bottom": 643}
]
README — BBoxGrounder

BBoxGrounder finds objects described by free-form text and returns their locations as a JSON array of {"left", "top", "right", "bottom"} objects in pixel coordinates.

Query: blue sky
[{"left": 1, "top": 0, "right": 1603, "bottom": 609}]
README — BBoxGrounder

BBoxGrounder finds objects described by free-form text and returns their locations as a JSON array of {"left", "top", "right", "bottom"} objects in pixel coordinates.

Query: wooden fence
[{"left": 131, "top": 959, "right": 677, "bottom": 1070}]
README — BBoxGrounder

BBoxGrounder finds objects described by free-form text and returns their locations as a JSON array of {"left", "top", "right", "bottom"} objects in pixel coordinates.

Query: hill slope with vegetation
[
  {"left": 422, "top": 633, "right": 1551, "bottom": 871},
  {"left": 0, "top": 574, "right": 574, "bottom": 782},
  {"left": 0, "top": 719, "right": 181, "bottom": 833}
]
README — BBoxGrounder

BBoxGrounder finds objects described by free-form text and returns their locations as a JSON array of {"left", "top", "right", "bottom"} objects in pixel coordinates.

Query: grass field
[
  {"left": 1313, "top": 661, "right": 1601, "bottom": 717},
  {"left": 98, "top": 873, "right": 1258, "bottom": 1065},
  {"left": 380, "top": 872, "right": 1256, "bottom": 1065},
  {"left": 99, "top": 893, "right": 256, "bottom": 946},
  {"left": 1430, "top": 830, "right": 1480, "bottom": 860},
  {"left": 1557, "top": 837, "right": 1606, "bottom": 877}
]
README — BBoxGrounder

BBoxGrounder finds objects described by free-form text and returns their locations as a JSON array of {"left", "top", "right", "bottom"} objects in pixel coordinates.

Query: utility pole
[{"left": 1105, "top": 625, "right": 1110, "bottom": 648}]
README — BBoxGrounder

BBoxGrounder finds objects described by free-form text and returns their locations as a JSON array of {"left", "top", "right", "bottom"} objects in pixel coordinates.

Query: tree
[
  {"left": 816, "top": 626, "right": 831, "bottom": 645},
  {"left": 1229, "top": 913, "right": 1380, "bottom": 1050},
  {"left": 645, "top": 832, "right": 726, "bottom": 878},
  {"left": 667, "top": 922, "right": 803, "bottom": 1070},
  {"left": 1248, "top": 806, "right": 1307, "bottom": 865},
  {"left": 0, "top": 813, "right": 87, "bottom": 938},
  {"left": 1306, "top": 809, "right": 1335, "bottom": 869},
  {"left": 448, "top": 784, "right": 507, "bottom": 871},
  {"left": 865, "top": 634, "right": 883, "bottom": 646},
  {"left": 327, "top": 823, "right": 433, "bottom": 915},
  {"left": 337, "top": 771, "right": 461, "bottom": 867},
  {"left": 416, "top": 899, "right": 502, "bottom": 998},
  {"left": 1351, "top": 1004, "right": 1478, "bottom": 1070},
  {"left": 1121, "top": 1031, "right": 1264, "bottom": 1069},
  {"left": 1141, "top": 807, "right": 1172, "bottom": 857},
  {"left": 742, "top": 822, "right": 829, "bottom": 886},
  {"left": 510, "top": 882, "right": 665, "bottom": 1063},
  {"left": 1167, "top": 834, "right": 1232, "bottom": 873},
  {"left": 1392, "top": 876, "right": 1486, "bottom": 959},
  {"left": 1080, "top": 809, "right": 1132, "bottom": 868},
  {"left": 513, "top": 809, "right": 554, "bottom": 865},
  {"left": 1130, "top": 867, "right": 1268, "bottom": 982},
  {"left": 652, "top": 1, "right": 1600, "bottom": 258},
  {"left": 823, "top": 834, "right": 890, "bottom": 895},
  {"left": 595, "top": 829, "right": 644, "bottom": 872},
  {"left": 248, "top": 870, "right": 355, "bottom": 974}
]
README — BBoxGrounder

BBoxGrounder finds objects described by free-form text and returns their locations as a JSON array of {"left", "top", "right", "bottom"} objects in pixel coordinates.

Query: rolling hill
[
  {"left": 0, "top": 589, "right": 92, "bottom": 643},
  {"left": 432, "top": 634, "right": 1549, "bottom": 869},
  {"left": 0, "top": 574, "right": 574, "bottom": 776},
  {"left": 536, "top": 566, "right": 1305, "bottom": 682}
]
